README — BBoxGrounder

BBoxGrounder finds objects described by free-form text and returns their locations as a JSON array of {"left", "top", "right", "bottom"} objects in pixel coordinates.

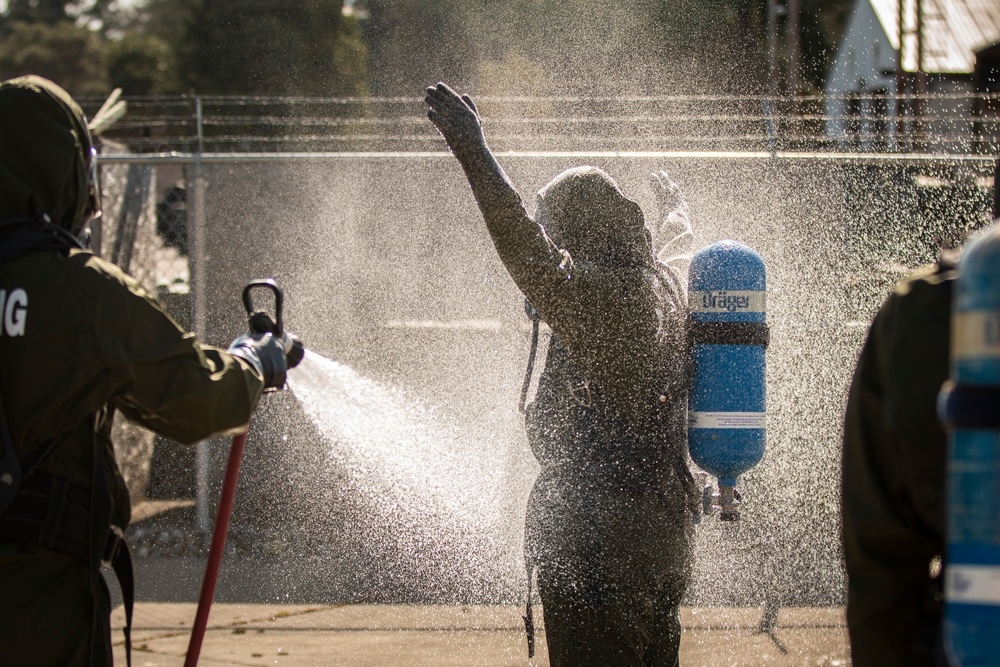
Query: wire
[{"left": 83, "top": 93, "right": 1000, "bottom": 158}]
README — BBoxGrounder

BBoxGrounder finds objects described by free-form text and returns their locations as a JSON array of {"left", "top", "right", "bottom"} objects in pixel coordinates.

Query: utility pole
[
  {"left": 787, "top": 0, "right": 800, "bottom": 96},
  {"left": 768, "top": 0, "right": 779, "bottom": 98},
  {"left": 916, "top": 0, "right": 926, "bottom": 98},
  {"left": 915, "top": 0, "right": 926, "bottom": 150},
  {"left": 190, "top": 95, "right": 212, "bottom": 542},
  {"left": 897, "top": 0, "right": 920, "bottom": 150}
]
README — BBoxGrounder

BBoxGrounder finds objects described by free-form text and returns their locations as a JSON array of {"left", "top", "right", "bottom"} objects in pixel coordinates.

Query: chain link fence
[{"left": 94, "top": 144, "right": 190, "bottom": 505}]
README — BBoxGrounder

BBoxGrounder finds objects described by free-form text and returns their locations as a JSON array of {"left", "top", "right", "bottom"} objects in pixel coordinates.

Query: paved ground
[{"left": 112, "top": 604, "right": 850, "bottom": 666}]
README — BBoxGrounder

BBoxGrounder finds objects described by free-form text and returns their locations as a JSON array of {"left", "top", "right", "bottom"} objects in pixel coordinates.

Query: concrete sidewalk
[{"left": 111, "top": 604, "right": 849, "bottom": 666}]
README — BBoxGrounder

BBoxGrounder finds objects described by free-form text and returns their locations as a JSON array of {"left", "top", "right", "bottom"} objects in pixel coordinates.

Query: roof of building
[{"left": 870, "top": 0, "right": 1000, "bottom": 72}]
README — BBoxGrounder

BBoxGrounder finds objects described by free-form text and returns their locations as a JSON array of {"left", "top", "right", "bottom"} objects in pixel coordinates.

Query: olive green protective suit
[
  {"left": 0, "top": 76, "right": 266, "bottom": 666},
  {"left": 426, "top": 83, "right": 697, "bottom": 667},
  {"left": 842, "top": 258, "right": 956, "bottom": 667}
]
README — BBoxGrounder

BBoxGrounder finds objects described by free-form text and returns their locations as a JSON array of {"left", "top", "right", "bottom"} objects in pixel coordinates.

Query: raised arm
[
  {"left": 424, "top": 83, "right": 565, "bottom": 290},
  {"left": 426, "top": 84, "right": 673, "bottom": 416},
  {"left": 650, "top": 170, "right": 694, "bottom": 265}
]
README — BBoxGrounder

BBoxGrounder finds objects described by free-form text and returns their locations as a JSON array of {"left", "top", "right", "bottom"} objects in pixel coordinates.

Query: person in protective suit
[
  {"left": 0, "top": 75, "right": 299, "bottom": 666},
  {"left": 842, "top": 252, "right": 957, "bottom": 667},
  {"left": 426, "top": 82, "right": 698, "bottom": 667}
]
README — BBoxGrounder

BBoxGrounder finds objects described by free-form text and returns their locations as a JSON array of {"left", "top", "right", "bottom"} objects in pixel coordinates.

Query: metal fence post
[
  {"left": 993, "top": 158, "right": 1000, "bottom": 220},
  {"left": 190, "top": 95, "right": 212, "bottom": 540}
]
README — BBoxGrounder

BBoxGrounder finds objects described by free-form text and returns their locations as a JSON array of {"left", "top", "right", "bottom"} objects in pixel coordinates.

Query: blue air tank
[
  {"left": 687, "top": 240, "right": 768, "bottom": 521},
  {"left": 938, "top": 223, "right": 1000, "bottom": 667}
]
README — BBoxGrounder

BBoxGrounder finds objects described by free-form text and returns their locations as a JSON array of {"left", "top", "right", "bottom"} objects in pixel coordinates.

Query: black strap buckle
[
  {"left": 523, "top": 562, "right": 536, "bottom": 658},
  {"left": 103, "top": 524, "right": 125, "bottom": 566},
  {"left": 568, "top": 379, "right": 593, "bottom": 408}
]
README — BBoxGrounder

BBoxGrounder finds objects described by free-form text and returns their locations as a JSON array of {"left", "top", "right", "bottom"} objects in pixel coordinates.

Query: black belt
[
  {"left": 688, "top": 321, "right": 770, "bottom": 347},
  {"left": 939, "top": 381, "right": 1000, "bottom": 430}
]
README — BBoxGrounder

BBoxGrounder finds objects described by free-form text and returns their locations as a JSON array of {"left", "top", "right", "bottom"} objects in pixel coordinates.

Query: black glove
[
  {"left": 227, "top": 332, "right": 289, "bottom": 390},
  {"left": 281, "top": 331, "right": 305, "bottom": 370}
]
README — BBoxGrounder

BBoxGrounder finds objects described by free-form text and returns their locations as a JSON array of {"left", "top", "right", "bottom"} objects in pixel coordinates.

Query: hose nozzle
[{"left": 241, "top": 279, "right": 305, "bottom": 371}]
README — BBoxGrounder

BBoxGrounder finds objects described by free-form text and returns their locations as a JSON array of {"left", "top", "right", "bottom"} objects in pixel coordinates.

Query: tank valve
[{"left": 701, "top": 481, "right": 742, "bottom": 521}]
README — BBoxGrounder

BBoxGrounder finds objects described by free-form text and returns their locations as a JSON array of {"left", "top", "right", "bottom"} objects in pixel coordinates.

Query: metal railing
[{"left": 81, "top": 92, "right": 1000, "bottom": 157}]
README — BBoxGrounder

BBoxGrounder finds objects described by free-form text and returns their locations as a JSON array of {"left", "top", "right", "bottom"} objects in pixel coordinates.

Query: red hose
[{"left": 184, "top": 431, "right": 248, "bottom": 667}]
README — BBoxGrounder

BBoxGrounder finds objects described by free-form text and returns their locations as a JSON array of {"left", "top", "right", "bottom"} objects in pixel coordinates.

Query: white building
[{"left": 825, "top": 0, "right": 1000, "bottom": 151}]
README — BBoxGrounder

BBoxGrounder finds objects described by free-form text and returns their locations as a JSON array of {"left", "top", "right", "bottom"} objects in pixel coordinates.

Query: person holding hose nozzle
[
  {"left": 426, "top": 82, "right": 698, "bottom": 666},
  {"left": 0, "top": 75, "right": 300, "bottom": 666}
]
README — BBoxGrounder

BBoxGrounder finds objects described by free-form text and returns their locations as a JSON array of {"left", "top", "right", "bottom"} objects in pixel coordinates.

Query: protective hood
[
  {"left": 0, "top": 75, "right": 97, "bottom": 236},
  {"left": 535, "top": 166, "right": 652, "bottom": 269}
]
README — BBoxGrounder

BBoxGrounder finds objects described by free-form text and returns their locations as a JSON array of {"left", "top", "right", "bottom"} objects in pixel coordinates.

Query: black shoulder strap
[
  {"left": 0, "top": 383, "right": 21, "bottom": 513},
  {"left": 518, "top": 299, "right": 541, "bottom": 414},
  {"left": 90, "top": 420, "right": 134, "bottom": 667},
  {"left": 0, "top": 216, "right": 82, "bottom": 265},
  {"left": 522, "top": 561, "right": 536, "bottom": 658}
]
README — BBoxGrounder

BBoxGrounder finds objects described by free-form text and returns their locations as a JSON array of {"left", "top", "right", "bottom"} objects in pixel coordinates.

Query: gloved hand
[
  {"left": 651, "top": 171, "right": 687, "bottom": 217},
  {"left": 425, "top": 82, "right": 486, "bottom": 157},
  {"left": 227, "top": 332, "right": 289, "bottom": 390},
  {"left": 650, "top": 170, "right": 693, "bottom": 262},
  {"left": 280, "top": 331, "right": 305, "bottom": 370}
]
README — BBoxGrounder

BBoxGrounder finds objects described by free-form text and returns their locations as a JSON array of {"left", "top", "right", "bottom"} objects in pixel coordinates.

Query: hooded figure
[
  {"left": 536, "top": 166, "right": 652, "bottom": 268},
  {"left": 427, "top": 82, "right": 696, "bottom": 667},
  {"left": 0, "top": 76, "right": 100, "bottom": 239},
  {"left": 0, "top": 76, "right": 297, "bottom": 666}
]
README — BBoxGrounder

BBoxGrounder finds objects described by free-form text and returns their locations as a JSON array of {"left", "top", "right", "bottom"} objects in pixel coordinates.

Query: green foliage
[
  {"left": 362, "top": 0, "right": 471, "bottom": 95},
  {"left": 3, "top": 0, "right": 70, "bottom": 25},
  {"left": 333, "top": 14, "right": 371, "bottom": 97},
  {"left": 106, "top": 32, "right": 178, "bottom": 95},
  {"left": 362, "top": 0, "right": 831, "bottom": 96},
  {"left": 179, "top": 0, "right": 368, "bottom": 96},
  {"left": 0, "top": 0, "right": 854, "bottom": 98},
  {"left": 0, "top": 20, "right": 106, "bottom": 96}
]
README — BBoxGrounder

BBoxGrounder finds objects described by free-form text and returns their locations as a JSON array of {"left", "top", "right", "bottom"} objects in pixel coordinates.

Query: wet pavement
[{"left": 112, "top": 603, "right": 849, "bottom": 666}]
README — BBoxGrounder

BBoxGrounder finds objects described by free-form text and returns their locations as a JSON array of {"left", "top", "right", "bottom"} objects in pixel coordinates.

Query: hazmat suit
[
  {"left": 426, "top": 82, "right": 698, "bottom": 666},
  {"left": 0, "top": 76, "right": 295, "bottom": 666},
  {"left": 842, "top": 255, "right": 956, "bottom": 667}
]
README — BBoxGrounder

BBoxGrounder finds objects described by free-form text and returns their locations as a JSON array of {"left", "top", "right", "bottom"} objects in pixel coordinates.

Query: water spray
[
  {"left": 687, "top": 240, "right": 769, "bottom": 521},
  {"left": 184, "top": 279, "right": 303, "bottom": 667}
]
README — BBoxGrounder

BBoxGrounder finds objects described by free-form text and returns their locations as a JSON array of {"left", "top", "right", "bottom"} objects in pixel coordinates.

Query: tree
[
  {"left": 180, "top": 0, "right": 368, "bottom": 96},
  {"left": 0, "top": 20, "right": 106, "bottom": 96},
  {"left": 2, "top": 0, "right": 70, "bottom": 25},
  {"left": 333, "top": 10, "right": 371, "bottom": 97},
  {"left": 362, "top": 0, "right": 772, "bottom": 96},
  {"left": 106, "top": 31, "right": 178, "bottom": 95},
  {"left": 360, "top": 0, "right": 853, "bottom": 97},
  {"left": 362, "top": 0, "right": 473, "bottom": 96}
]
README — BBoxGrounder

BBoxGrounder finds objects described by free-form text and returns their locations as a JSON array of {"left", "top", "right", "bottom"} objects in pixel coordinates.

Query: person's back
[
  {"left": 0, "top": 75, "right": 296, "bottom": 666},
  {"left": 842, "top": 255, "right": 956, "bottom": 666}
]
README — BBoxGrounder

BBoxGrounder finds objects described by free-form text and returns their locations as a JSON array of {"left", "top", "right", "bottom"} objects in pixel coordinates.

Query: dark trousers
[
  {"left": 528, "top": 473, "right": 692, "bottom": 667},
  {"left": 540, "top": 570, "right": 683, "bottom": 667},
  {"left": 0, "top": 541, "right": 111, "bottom": 666}
]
